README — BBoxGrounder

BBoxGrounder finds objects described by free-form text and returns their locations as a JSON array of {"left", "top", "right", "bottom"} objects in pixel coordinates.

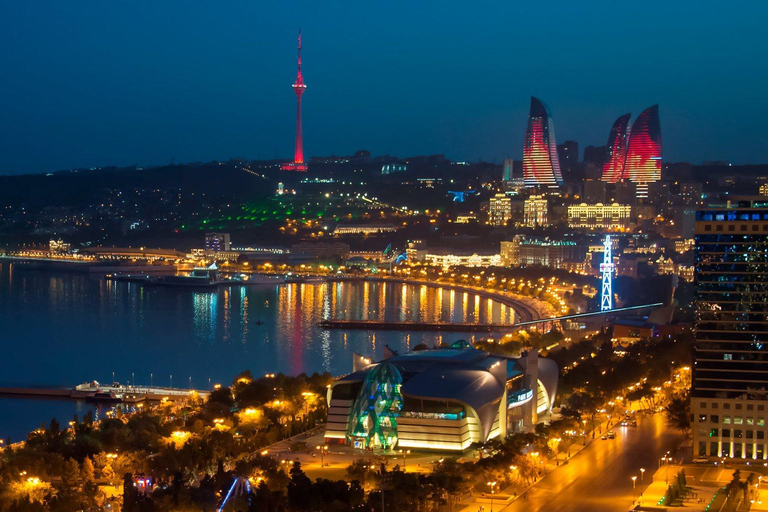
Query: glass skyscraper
[
  {"left": 624, "top": 105, "right": 662, "bottom": 196},
  {"left": 522, "top": 97, "right": 563, "bottom": 189},
  {"left": 599, "top": 106, "right": 662, "bottom": 197},
  {"left": 692, "top": 206, "right": 768, "bottom": 459},
  {"left": 601, "top": 113, "right": 631, "bottom": 183}
]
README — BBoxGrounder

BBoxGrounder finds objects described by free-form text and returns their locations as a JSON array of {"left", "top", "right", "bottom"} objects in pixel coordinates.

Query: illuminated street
[{"left": 500, "top": 412, "right": 679, "bottom": 512}]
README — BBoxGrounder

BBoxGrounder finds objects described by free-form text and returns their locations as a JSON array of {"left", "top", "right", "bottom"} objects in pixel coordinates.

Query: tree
[
  {"left": 346, "top": 459, "right": 377, "bottom": 486},
  {"left": 665, "top": 391, "right": 691, "bottom": 437},
  {"left": 61, "top": 457, "right": 81, "bottom": 488},
  {"left": 101, "top": 464, "right": 116, "bottom": 484},
  {"left": 81, "top": 457, "right": 95, "bottom": 483},
  {"left": 287, "top": 462, "right": 312, "bottom": 511},
  {"left": 430, "top": 458, "right": 468, "bottom": 511}
]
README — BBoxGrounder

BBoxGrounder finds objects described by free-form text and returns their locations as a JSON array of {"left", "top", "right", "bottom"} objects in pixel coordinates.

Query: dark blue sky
[{"left": 1, "top": 1, "right": 766, "bottom": 174}]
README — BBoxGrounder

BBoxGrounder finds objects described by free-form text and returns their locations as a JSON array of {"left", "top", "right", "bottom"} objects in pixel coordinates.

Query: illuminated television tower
[
  {"left": 600, "top": 235, "right": 614, "bottom": 311},
  {"left": 281, "top": 30, "right": 307, "bottom": 172}
]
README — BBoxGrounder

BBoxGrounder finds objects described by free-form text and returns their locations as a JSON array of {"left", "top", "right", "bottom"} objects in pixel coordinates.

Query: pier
[{"left": 0, "top": 383, "right": 210, "bottom": 403}]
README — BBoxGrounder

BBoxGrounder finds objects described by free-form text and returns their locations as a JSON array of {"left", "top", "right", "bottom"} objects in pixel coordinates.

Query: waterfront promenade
[{"left": 327, "top": 275, "right": 552, "bottom": 324}]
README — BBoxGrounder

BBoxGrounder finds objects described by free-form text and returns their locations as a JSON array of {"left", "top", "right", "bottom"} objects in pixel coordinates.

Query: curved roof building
[
  {"left": 624, "top": 105, "right": 662, "bottom": 195},
  {"left": 324, "top": 342, "right": 558, "bottom": 452},
  {"left": 523, "top": 97, "right": 563, "bottom": 189},
  {"left": 601, "top": 113, "right": 632, "bottom": 183}
]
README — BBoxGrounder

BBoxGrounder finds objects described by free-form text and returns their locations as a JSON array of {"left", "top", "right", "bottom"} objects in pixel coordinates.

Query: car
[
  {"left": 601, "top": 434, "right": 608, "bottom": 440},
  {"left": 631, "top": 420, "right": 637, "bottom": 427},
  {"left": 693, "top": 457, "right": 709, "bottom": 464},
  {"left": 620, "top": 420, "right": 629, "bottom": 426},
  {"left": 607, "top": 431, "right": 616, "bottom": 439}
]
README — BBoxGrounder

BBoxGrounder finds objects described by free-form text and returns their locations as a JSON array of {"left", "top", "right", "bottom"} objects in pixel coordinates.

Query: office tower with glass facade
[{"left": 692, "top": 207, "right": 768, "bottom": 459}]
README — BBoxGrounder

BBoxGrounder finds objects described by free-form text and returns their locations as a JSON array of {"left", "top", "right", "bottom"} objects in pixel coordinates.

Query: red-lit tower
[
  {"left": 522, "top": 97, "right": 563, "bottom": 188},
  {"left": 282, "top": 31, "right": 307, "bottom": 172},
  {"left": 624, "top": 105, "right": 662, "bottom": 197},
  {"left": 601, "top": 113, "right": 632, "bottom": 183}
]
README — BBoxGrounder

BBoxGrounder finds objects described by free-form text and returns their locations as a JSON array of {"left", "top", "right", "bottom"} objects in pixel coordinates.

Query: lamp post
[
  {"left": 316, "top": 444, "right": 329, "bottom": 467},
  {"left": 659, "top": 455, "right": 671, "bottom": 484},
  {"left": 640, "top": 468, "right": 646, "bottom": 483},
  {"left": 487, "top": 481, "right": 497, "bottom": 512},
  {"left": 632, "top": 476, "right": 637, "bottom": 489},
  {"left": 401, "top": 449, "right": 411, "bottom": 470}
]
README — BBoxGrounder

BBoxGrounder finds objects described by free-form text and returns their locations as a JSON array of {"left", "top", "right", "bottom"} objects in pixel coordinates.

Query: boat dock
[{"left": 0, "top": 383, "right": 210, "bottom": 403}]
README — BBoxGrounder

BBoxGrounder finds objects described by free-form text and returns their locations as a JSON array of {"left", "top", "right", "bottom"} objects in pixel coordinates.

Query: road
[{"left": 502, "top": 413, "right": 680, "bottom": 512}]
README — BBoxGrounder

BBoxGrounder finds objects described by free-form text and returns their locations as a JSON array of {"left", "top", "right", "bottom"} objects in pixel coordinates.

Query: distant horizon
[
  {"left": 1, "top": 1, "right": 766, "bottom": 175},
  {"left": 0, "top": 151, "right": 757, "bottom": 179}
]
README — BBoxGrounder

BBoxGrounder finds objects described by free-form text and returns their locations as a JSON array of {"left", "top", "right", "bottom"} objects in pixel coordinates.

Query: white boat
[{"left": 156, "top": 263, "right": 223, "bottom": 287}]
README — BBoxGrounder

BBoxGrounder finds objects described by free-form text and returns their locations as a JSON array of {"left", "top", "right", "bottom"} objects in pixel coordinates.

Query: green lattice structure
[{"left": 347, "top": 362, "right": 403, "bottom": 450}]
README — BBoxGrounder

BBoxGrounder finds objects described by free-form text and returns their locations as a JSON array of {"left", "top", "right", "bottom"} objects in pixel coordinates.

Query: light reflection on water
[{"left": 0, "top": 265, "right": 515, "bottom": 439}]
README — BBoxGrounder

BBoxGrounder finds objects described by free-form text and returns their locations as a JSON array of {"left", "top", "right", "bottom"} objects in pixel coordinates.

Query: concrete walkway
[{"left": 631, "top": 464, "right": 721, "bottom": 511}]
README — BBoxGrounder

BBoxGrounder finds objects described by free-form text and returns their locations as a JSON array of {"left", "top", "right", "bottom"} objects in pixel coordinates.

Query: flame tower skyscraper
[
  {"left": 601, "top": 113, "right": 631, "bottom": 183},
  {"left": 624, "top": 105, "right": 662, "bottom": 196},
  {"left": 282, "top": 31, "right": 307, "bottom": 172},
  {"left": 599, "top": 105, "right": 662, "bottom": 197},
  {"left": 522, "top": 97, "right": 563, "bottom": 188}
]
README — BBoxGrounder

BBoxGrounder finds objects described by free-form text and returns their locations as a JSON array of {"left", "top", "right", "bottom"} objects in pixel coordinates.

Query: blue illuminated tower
[{"left": 600, "top": 235, "right": 614, "bottom": 311}]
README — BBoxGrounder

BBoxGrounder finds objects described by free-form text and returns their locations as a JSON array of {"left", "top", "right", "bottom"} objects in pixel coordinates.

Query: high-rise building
[
  {"left": 523, "top": 97, "right": 563, "bottom": 188},
  {"left": 281, "top": 31, "right": 307, "bottom": 172},
  {"left": 523, "top": 195, "right": 548, "bottom": 227},
  {"left": 760, "top": 183, "right": 768, "bottom": 197},
  {"left": 489, "top": 193, "right": 512, "bottom": 226},
  {"left": 583, "top": 146, "right": 607, "bottom": 168},
  {"left": 381, "top": 164, "right": 407, "bottom": 175},
  {"left": 598, "top": 106, "right": 662, "bottom": 197},
  {"left": 691, "top": 207, "right": 768, "bottom": 460},
  {"left": 205, "top": 232, "right": 231, "bottom": 252},
  {"left": 601, "top": 113, "right": 632, "bottom": 183},
  {"left": 503, "top": 158, "right": 515, "bottom": 182},
  {"left": 612, "top": 180, "right": 637, "bottom": 206},
  {"left": 584, "top": 179, "right": 607, "bottom": 203},
  {"left": 678, "top": 182, "right": 703, "bottom": 206},
  {"left": 557, "top": 140, "right": 579, "bottom": 181},
  {"left": 624, "top": 105, "right": 662, "bottom": 196}
]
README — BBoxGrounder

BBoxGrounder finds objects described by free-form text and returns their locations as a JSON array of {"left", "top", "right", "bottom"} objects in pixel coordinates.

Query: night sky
[{"left": 1, "top": 1, "right": 766, "bottom": 174}]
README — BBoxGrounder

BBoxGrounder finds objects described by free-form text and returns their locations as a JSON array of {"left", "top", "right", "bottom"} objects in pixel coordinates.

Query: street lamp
[
  {"left": 400, "top": 449, "right": 411, "bottom": 470},
  {"left": 632, "top": 476, "right": 637, "bottom": 489},
  {"left": 316, "top": 444, "right": 329, "bottom": 467},
  {"left": 487, "top": 481, "right": 497, "bottom": 512},
  {"left": 640, "top": 468, "right": 645, "bottom": 482}
]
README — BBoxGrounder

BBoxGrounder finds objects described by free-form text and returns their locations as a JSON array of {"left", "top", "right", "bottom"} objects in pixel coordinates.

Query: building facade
[
  {"left": 423, "top": 252, "right": 501, "bottom": 268},
  {"left": 692, "top": 207, "right": 768, "bottom": 460},
  {"left": 523, "top": 195, "right": 548, "bottom": 227},
  {"left": 501, "top": 235, "right": 583, "bottom": 269},
  {"left": 522, "top": 97, "right": 563, "bottom": 188},
  {"left": 567, "top": 203, "right": 632, "bottom": 230},
  {"left": 324, "top": 344, "right": 558, "bottom": 452},
  {"left": 205, "top": 232, "right": 231, "bottom": 252},
  {"left": 489, "top": 193, "right": 512, "bottom": 226}
]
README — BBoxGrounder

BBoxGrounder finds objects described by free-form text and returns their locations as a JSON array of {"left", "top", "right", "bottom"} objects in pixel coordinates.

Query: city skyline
[{"left": 1, "top": 2, "right": 767, "bottom": 174}]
